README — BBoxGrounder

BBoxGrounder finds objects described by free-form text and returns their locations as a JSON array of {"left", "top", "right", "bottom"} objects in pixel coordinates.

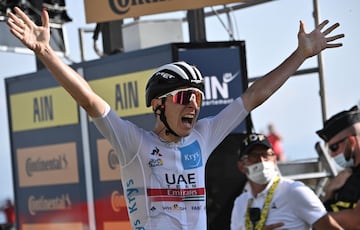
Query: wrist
[
  {"left": 293, "top": 48, "right": 308, "bottom": 62},
  {"left": 35, "top": 44, "right": 52, "bottom": 57}
]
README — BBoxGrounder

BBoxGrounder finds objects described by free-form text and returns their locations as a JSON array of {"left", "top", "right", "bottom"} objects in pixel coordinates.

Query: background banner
[{"left": 84, "top": 0, "right": 245, "bottom": 23}]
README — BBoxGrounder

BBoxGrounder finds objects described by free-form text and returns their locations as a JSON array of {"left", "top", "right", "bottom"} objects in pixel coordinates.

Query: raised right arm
[{"left": 7, "top": 7, "right": 106, "bottom": 118}]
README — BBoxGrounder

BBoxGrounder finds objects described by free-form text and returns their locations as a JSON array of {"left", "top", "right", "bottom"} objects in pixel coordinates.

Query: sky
[{"left": 0, "top": 0, "right": 359, "bottom": 216}]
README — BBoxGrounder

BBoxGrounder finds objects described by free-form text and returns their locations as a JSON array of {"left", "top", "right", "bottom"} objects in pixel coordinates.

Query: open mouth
[{"left": 182, "top": 115, "right": 194, "bottom": 126}]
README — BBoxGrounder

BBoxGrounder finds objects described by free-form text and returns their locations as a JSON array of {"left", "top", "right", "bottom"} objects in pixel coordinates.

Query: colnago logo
[
  {"left": 108, "top": 148, "right": 119, "bottom": 170},
  {"left": 28, "top": 193, "right": 72, "bottom": 215},
  {"left": 26, "top": 154, "right": 68, "bottom": 177},
  {"left": 203, "top": 71, "right": 240, "bottom": 106}
]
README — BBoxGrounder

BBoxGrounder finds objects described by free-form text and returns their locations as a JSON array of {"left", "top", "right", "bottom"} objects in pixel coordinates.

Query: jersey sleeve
[
  {"left": 92, "top": 102, "right": 144, "bottom": 166},
  {"left": 289, "top": 181, "right": 327, "bottom": 225},
  {"left": 196, "top": 97, "right": 248, "bottom": 153}
]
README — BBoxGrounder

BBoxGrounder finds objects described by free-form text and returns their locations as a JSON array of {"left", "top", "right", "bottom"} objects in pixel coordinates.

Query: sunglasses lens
[
  {"left": 329, "top": 144, "right": 339, "bottom": 152},
  {"left": 328, "top": 137, "right": 348, "bottom": 153},
  {"left": 172, "top": 90, "right": 202, "bottom": 106}
]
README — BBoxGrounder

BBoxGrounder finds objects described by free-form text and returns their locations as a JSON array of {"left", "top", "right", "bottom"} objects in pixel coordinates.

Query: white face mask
[
  {"left": 330, "top": 138, "right": 354, "bottom": 169},
  {"left": 333, "top": 152, "right": 354, "bottom": 169},
  {"left": 246, "top": 161, "right": 276, "bottom": 184}
]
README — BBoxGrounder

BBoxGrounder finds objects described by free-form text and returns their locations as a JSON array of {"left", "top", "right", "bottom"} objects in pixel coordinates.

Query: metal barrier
[{"left": 277, "top": 142, "right": 338, "bottom": 196}]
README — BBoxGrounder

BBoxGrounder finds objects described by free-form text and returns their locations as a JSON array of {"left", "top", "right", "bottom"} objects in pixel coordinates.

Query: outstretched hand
[
  {"left": 7, "top": 7, "right": 50, "bottom": 54},
  {"left": 298, "top": 20, "right": 344, "bottom": 58}
]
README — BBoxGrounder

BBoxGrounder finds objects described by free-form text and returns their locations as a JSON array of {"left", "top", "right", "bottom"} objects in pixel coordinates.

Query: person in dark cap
[
  {"left": 230, "top": 133, "right": 343, "bottom": 230},
  {"left": 316, "top": 105, "right": 360, "bottom": 229}
]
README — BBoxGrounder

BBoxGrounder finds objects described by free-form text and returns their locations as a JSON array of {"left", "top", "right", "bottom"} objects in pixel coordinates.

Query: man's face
[
  {"left": 162, "top": 88, "right": 202, "bottom": 137},
  {"left": 327, "top": 135, "right": 349, "bottom": 157},
  {"left": 240, "top": 146, "right": 276, "bottom": 166},
  {"left": 237, "top": 145, "right": 277, "bottom": 182}
]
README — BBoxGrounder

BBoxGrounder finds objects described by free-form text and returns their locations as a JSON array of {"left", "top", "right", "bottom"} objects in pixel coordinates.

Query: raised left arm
[{"left": 242, "top": 20, "right": 344, "bottom": 112}]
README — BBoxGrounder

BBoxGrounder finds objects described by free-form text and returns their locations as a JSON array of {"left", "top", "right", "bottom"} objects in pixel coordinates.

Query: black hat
[
  {"left": 239, "top": 133, "right": 272, "bottom": 158},
  {"left": 316, "top": 105, "right": 360, "bottom": 142}
]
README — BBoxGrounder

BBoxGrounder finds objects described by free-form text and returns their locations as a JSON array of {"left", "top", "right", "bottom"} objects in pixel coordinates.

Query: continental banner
[
  {"left": 96, "top": 139, "right": 121, "bottom": 181},
  {"left": 6, "top": 69, "right": 89, "bottom": 229},
  {"left": 17, "top": 142, "right": 79, "bottom": 187},
  {"left": 84, "top": 0, "right": 244, "bottom": 23}
]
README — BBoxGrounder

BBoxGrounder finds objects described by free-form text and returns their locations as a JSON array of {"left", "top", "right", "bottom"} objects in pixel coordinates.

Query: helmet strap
[{"left": 154, "top": 99, "right": 180, "bottom": 137}]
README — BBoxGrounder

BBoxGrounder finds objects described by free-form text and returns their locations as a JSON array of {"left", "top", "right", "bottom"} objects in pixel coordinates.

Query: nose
[
  {"left": 253, "top": 156, "right": 267, "bottom": 163},
  {"left": 188, "top": 93, "right": 200, "bottom": 108}
]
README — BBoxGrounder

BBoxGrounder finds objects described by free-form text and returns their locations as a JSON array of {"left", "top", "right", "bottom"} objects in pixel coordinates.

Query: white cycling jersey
[{"left": 93, "top": 97, "right": 248, "bottom": 230}]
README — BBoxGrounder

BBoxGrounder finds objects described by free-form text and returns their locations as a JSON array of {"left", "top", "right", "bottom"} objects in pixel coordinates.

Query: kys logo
[
  {"left": 109, "top": 0, "right": 169, "bottom": 15},
  {"left": 203, "top": 71, "right": 240, "bottom": 106},
  {"left": 179, "top": 141, "right": 202, "bottom": 170}
]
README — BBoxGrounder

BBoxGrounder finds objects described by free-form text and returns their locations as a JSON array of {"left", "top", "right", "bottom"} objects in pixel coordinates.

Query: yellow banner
[
  {"left": 89, "top": 69, "right": 153, "bottom": 117},
  {"left": 84, "top": 0, "right": 243, "bottom": 23},
  {"left": 10, "top": 87, "right": 78, "bottom": 132}
]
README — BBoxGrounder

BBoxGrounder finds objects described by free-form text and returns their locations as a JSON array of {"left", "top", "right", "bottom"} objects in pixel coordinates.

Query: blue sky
[{"left": 0, "top": 0, "right": 359, "bottom": 214}]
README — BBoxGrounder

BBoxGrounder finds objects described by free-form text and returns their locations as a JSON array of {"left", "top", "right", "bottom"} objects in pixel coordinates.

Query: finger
[
  {"left": 6, "top": 14, "right": 25, "bottom": 39},
  {"left": 299, "top": 20, "right": 305, "bottom": 33},
  {"left": 265, "top": 222, "right": 284, "bottom": 229},
  {"left": 7, "top": 19, "right": 24, "bottom": 39},
  {"left": 325, "top": 37, "right": 344, "bottom": 47},
  {"left": 326, "top": 34, "right": 345, "bottom": 43},
  {"left": 7, "top": 22, "right": 24, "bottom": 41},
  {"left": 7, "top": 11, "right": 25, "bottom": 27},
  {"left": 271, "top": 222, "right": 284, "bottom": 228},
  {"left": 326, "top": 43, "right": 343, "bottom": 49},
  {"left": 322, "top": 23, "right": 340, "bottom": 36},
  {"left": 14, "top": 6, "right": 35, "bottom": 27},
  {"left": 317, "top": 19, "right": 329, "bottom": 31},
  {"left": 41, "top": 8, "right": 50, "bottom": 29}
]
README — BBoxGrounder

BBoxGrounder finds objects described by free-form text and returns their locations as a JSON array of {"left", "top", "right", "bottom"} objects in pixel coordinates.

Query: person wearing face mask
[
  {"left": 316, "top": 105, "right": 360, "bottom": 229},
  {"left": 230, "top": 133, "right": 343, "bottom": 230}
]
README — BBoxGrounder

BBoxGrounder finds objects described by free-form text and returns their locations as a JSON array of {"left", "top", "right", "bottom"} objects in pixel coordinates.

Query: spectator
[
  {"left": 267, "top": 123, "right": 286, "bottom": 161},
  {"left": 230, "top": 133, "right": 343, "bottom": 230},
  {"left": 316, "top": 105, "right": 360, "bottom": 229},
  {"left": 0, "top": 199, "right": 15, "bottom": 229}
]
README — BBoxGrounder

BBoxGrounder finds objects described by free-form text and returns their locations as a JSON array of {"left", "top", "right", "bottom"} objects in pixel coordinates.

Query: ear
[
  {"left": 348, "top": 135, "right": 357, "bottom": 150},
  {"left": 237, "top": 161, "right": 248, "bottom": 174},
  {"left": 151, "top": 98, "right": 162, "bottom": 112}
]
